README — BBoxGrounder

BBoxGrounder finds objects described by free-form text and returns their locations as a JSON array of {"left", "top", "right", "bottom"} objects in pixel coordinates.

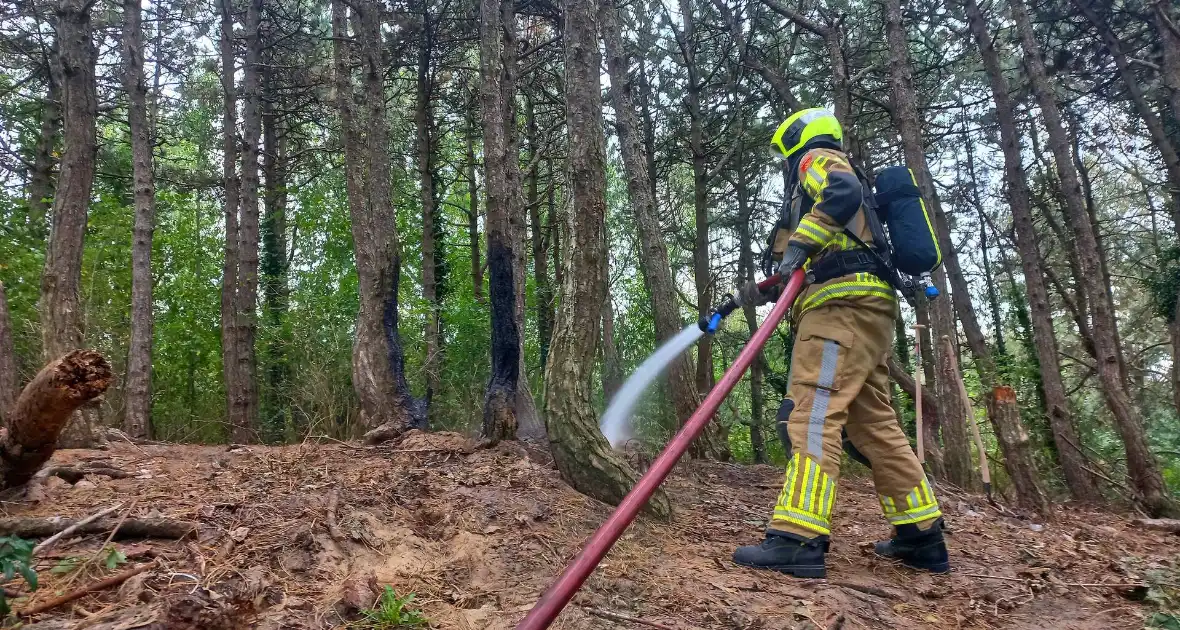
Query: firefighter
[{"left": 732, "top": 109, "right": 950, "bottom": 577}]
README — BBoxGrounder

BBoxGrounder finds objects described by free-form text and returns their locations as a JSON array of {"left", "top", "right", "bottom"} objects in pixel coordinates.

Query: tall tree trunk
[
  {"left": 964, "top": 0, "right": 1100, "bottom": 501},
  {"left": 601, "top": 296, "right": 623, "bottom": 400},
  {"left": 546, "top": 0, "right": 666, "bottom": 515},
  {"left": 41, "top": 0, "right": 98, "bottom": 448},
  {"left": 465, "top": 98, "right": 483, "bottom": 303},
  {"left": 676, "top": 0, "right": 726, "bottom": 460},
  {"left": 122, "top": 0, "right": 155, "bottom": 440},
  {"left": 942, "top": 109, "right": 1047, "bottom": 504},
  {"left": 527, "top": 101, "right": 554, "bottom": 368},
  {"left": 1010, "top": 0, "right": 1173, "bottom": 515},
  {"left": 334, "top": 0, "right": 421, "bottom": 436},
  {"left": 882, "top": 0, "right": 972, "bottom": 488},
  {"left": 601, "top": 0, "right": 699, "bottom": 433},
  {"left": 733, "top": 150, "right": 766, "bottom": 464},
  {"left": 261, "top": 72, "right": 290, "bottom": 441},
  {"left": 480, "top": 0, "right": 522, "bottom": 442},
  {"left": 0, "top": 282, "right": 16, "bottom": 421},
  {"left": 28, "top": 73, "right": 62, "bottom": 243},
  {"left": 218, "top": 0, "right": 241, "bottom": 445},
  {"left": 228, "top": 0, "right": 264, "bottom": 443},
  {"left": 416, "top": 7, "right": 441, "bottom": 406}
]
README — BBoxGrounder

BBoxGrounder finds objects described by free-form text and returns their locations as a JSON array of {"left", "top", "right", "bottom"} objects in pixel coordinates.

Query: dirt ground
[{"left": 2, "top": 431, "right": 1175, "bottom": 629}]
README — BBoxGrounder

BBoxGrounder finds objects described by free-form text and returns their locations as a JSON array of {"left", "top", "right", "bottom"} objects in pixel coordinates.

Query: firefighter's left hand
[{"left": 777, "top": 245, "right": 809, "bottom": 278}]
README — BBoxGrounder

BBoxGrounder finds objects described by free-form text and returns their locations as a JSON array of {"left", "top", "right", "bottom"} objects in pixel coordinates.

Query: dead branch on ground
[
  {"left": 583, "top": 607, "right": 679, "bottom": 629},
  {"left": 0, "top": 516, "right": 195, "bottom": 540},
  {"left": 17, "top": 561, "right": 158, "bottom": 617}
]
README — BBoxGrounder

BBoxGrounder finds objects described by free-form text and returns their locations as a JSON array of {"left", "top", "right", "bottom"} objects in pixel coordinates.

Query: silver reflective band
[{"left": 806, "top": 339, "right": 840, "bottom": 456}]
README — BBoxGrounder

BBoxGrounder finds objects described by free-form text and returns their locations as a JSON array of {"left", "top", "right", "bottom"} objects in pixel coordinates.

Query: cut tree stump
[
  {"left": 1, "top": 350, "right": 112, "bottom": 489},
  {"left": 0, "top": 516, "right": 195, "bottom": 540}
]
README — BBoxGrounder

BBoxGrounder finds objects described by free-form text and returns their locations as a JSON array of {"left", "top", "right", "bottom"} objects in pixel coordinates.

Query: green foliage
[
  {"left": 352, "top": 586, "right": 429, "bottom": 630},
  {"left": 0, "top": 536, "right": 37, "bottom": 616},
  {"left": 101, "top": 546, "right": 128, "bottom": 571},
  {"left": 1146, "top": 246, "right": 1180, "bottom": 323}
]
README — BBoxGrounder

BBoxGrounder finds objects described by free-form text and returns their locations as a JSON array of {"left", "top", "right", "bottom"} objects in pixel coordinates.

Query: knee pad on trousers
[
  {"left": 775, "top": 397, "right": 871, "bottom": 468},
  {"left": 775, "top": 399, "right": 794, "bottom": 452}
]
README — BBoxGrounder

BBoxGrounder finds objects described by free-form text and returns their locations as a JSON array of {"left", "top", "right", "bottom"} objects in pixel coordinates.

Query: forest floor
[{"left": 3, "top": 430, "right": 1176, "bottom": 629}]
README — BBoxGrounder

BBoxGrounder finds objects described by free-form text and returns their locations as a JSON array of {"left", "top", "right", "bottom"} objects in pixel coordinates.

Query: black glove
[
  {"left": 734, "top": 279, "right": 782, "bottom": 307},
  {"left": 777, "top": 244, "right": 809, "bottom": 278}
]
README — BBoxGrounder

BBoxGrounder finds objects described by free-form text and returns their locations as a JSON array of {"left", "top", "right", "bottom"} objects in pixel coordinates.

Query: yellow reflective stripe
[
  {"left": 801, "top": 279, "right": 896, "bottom": 312},
  {"left": 887, "top": 505, "right": 943, "bottom": 525},
  {"left": 771, "top": 510, "right": 831, "bottom": 536},
  {"left": 908, "top": 168, "right": 942, "bottom": 267},
  {"left": 794, "top": 223, "right": 829, "bottom": 247}
]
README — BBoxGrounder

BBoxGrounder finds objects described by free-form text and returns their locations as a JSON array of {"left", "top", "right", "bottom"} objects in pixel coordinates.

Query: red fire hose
[{"left": 515, "top": 269, "right": 807, "bottom": 630}]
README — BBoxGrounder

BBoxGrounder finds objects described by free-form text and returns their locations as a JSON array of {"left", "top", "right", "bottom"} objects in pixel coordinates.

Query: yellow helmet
[{"left": 771, "top": 108, "right": 843, "bottom": 159}]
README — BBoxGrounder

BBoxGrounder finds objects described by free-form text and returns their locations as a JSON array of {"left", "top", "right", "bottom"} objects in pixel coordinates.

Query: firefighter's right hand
[{"left": 734, "top": 280, "right": 781, "bottom": 307}]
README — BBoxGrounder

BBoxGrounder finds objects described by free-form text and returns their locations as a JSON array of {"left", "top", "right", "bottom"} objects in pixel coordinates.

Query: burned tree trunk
[
  {"left": 479, "top": 0, "right": 522, "bottom": 443},
  {"left": 964, "top": 0, "right": 1099, "bottom": 502},
  {"left": 600, "top": 0, "right": 699, "bottom": 434},
  {"left": 1011, "top": 0, "right": 1174, "bottom": 516},
  {"left": 546, "top": 0, "right": 666, "bottom": 515},
  {"left": 883, "top": 0, "right": 972, "bottom": 488},
  {"left": 2, "top": 351, "right": 111, "bottom": 489},
  {"left": 40, "top": 0, "right": 99, "bottom": 449},
  {"left": 122, "top": 0, "right": 156, "bottom": 440},
  {"left": 334, "top": 0, "right": 422, "bottom": 437}
]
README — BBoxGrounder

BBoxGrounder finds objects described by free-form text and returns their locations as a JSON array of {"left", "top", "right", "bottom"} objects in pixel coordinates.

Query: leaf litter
[{"left": 1, "top": 430, "right": 1174, "bottom": 629}]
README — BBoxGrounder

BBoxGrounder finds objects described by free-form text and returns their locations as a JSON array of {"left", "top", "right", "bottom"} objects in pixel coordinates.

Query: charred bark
[
  {"left": 334, "top": 0, "right": 422, "bottom": 436},
  {"left": 40, "top": 0, "right": 99, "bottom": 448},
  {"left": 547, "top": 0, "right": 665, "bottom": 515},
  {"left": 1011, "top": 0, "right": 1172, "bottom": 515},
  {"left": 480, "top": 0, "right": 521, "bottom": 442},
  {"left": 122, "top": 0, "right": 155, "bottom": 440}
]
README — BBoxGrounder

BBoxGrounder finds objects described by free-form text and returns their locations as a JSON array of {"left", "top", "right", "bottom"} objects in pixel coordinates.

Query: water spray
[
  {"left": 517, "top": 269, "right": 806, "bottom": 630},
  {"left": 599, "top": 272, "right": 785, "bottom": 449}
]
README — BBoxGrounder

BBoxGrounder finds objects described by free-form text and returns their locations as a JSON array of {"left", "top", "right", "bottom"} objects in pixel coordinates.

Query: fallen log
[
  {"left": 0, "top": 516, "right": 195, "bottom": 540},
  {"left": 1132, "top": 518, "right": 1180, "bottom": 533},
  {"left": 1, "top": 350, "right": 112, "bottom": 489}
]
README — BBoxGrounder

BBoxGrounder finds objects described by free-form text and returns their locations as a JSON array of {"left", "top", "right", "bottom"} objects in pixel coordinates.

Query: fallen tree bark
[
  {"left": 0, "top": 516, "right": 195, "bottom": 540},
  {"left": 1132, "top": 518, "right": 1180, "bottom": 533},
  {"left": 0, "top": 350, "right": 112, "bottom": 489}
]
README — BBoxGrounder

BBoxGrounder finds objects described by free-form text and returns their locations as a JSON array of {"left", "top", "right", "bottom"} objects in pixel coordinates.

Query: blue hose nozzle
[
  {"left": 924, "top": 285, "right": 940, "bottom": 299},
  {"left": 706, "top": 312, "right": 723, "bottom": 333}
]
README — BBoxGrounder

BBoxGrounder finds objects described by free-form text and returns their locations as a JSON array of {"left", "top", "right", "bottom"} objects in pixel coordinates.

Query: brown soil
[{"left": 4, "top": 431, "right": 1174, "bottom": 629}]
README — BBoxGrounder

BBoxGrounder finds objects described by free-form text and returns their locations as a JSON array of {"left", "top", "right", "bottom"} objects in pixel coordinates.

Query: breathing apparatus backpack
[{"left": 762, "top": 161, "right": 943, "bottom": 304}]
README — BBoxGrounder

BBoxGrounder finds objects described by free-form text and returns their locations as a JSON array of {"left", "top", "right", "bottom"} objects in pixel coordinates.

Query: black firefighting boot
[
  {"left": 732, "top": 531, "right": 829, "bottom": 578},
  {"left": 873, "top": 518, "right": 950, "bottom": 573}
]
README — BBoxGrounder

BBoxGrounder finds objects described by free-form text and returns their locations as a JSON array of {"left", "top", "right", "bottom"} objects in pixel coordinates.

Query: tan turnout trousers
[{"left": 767, "top": 292, "right": 941, "bottom": 538}]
